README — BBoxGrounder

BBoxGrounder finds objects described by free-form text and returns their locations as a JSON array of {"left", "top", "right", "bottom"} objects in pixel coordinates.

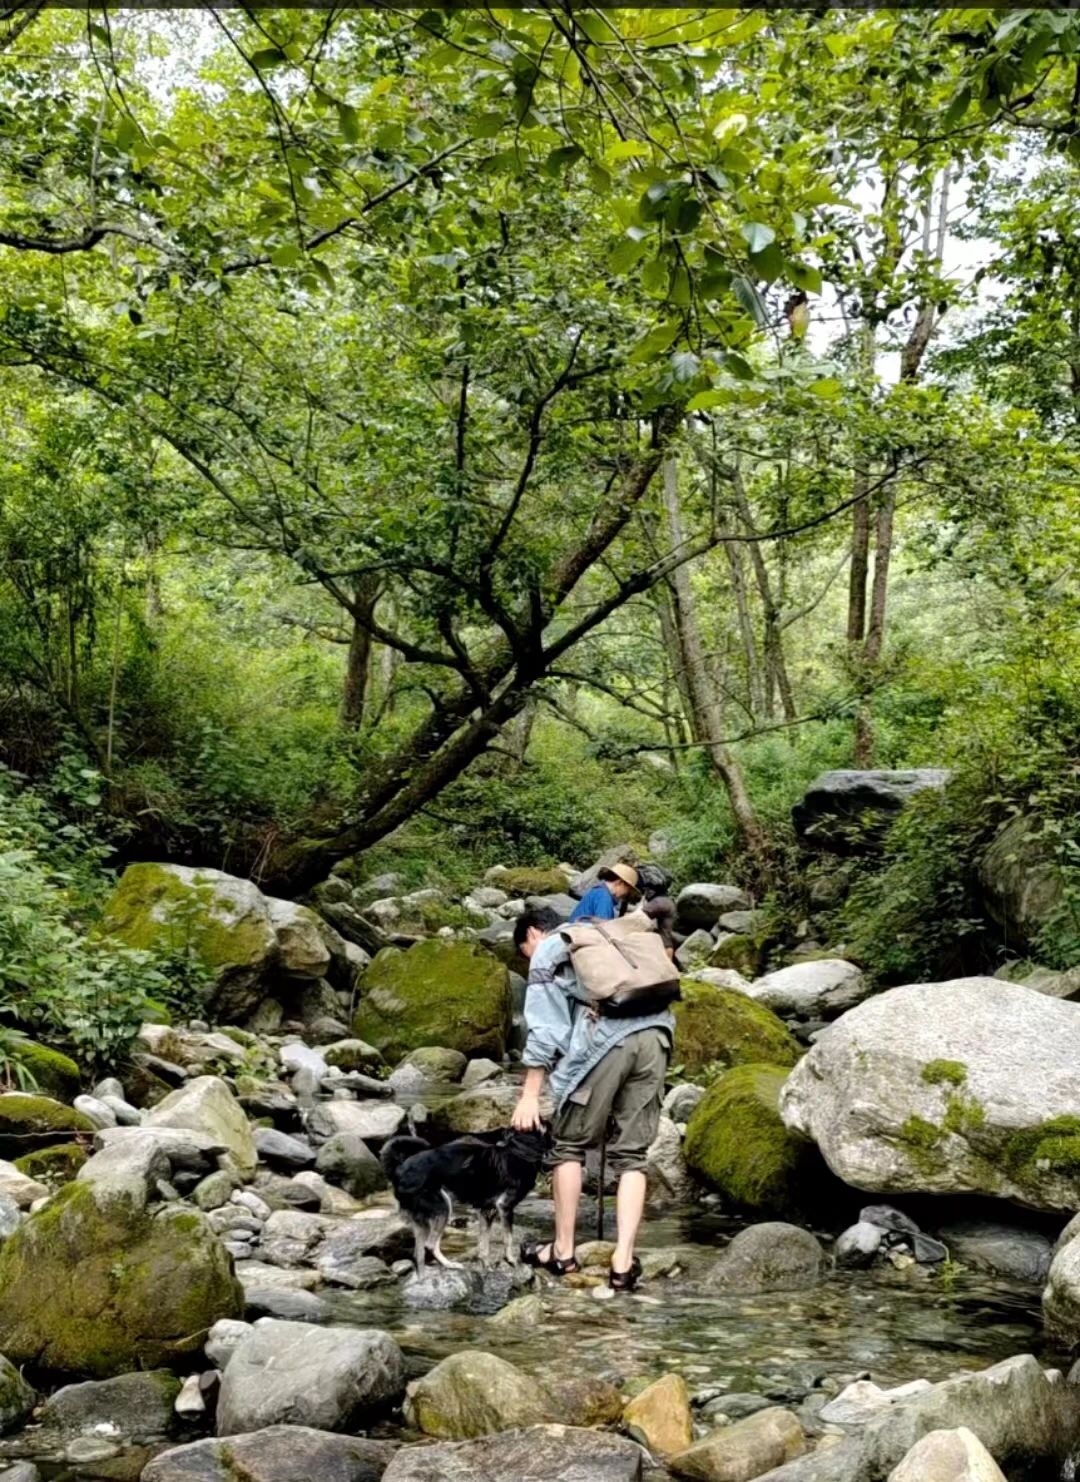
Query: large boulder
[
  {"left": 684, "top": 1066, "right": 830, "bottom": 1216},
  {"left": 145, "top": 1077, "right": 257, "bottom": 1177},
  {"left": 8, "top": 1042, "right": 80, "bottom": 1102},
  {"left": 980, "top": 813, "right": 1066, "bottom": 950},
  {"left": 0, "top": 1094, "right": 94, "bottom": 1159},
  {"left": 1042, "top": 1232, "right": 1080, "bottom": 1343},
  {"left": 0, "top": 1180, "right": 243, "bottom": 1376},
  {"left": 381, "top": 1425, "right": 644, "bottom": 1482},
  {"left": 403, "top": 1351, "right": 553, "bottom": 1439},
  {"left": 749, "top": 960, "right": 869, "bottom": 1020},
  {"left": 36, "top": 1369, "right": 179, "bottom": 1444},
  {"left": 792, "top": 769, "right": 950, "bottom": 852},
  {"left": 493, "top": 867, "right": 574, "bottom": 898},
  {"left": 673, "top": 983, "right": 800, "bottom": 1077},
  {"left": 143, "top": 1427, "right": 391, "bottom": 1482},
  {"left": 265, "top": 898, "right": 332, "bottom": 980},
  {"left": 354, "top": 939, "right": 511, "bottom": 1062},
  {"left": 888, "top": 1427, "right": 1005, "bottom": 1482},
  {"left": 675, "top": 883, "right": 751, "bottom": 932},
  {"left": 0, "top": 1355, "right": 35, "bottom": 1433},
  {"left": 216, "top": 1318, "right": 404, "bottom": 1434},
  {"left": 670, "top": 1407, "right": 805, "bottom": 1480},
  {"left": 102, "top": 863, "right": 279, "bottom": 1020},
  {"left": 936, "top": 1220, "right": 1052, "bottom": 1283},
  {"left": 706, "top": 1222, "right": 827, "bottom": 1294},
  {"left": 623, "top": 1373, "right": 693, "bottom": 1457},
  {"left": 779, "top": 978, "right": 1080, "bottom": 1212}
]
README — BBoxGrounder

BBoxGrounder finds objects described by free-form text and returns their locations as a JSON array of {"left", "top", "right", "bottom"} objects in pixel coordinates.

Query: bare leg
[
  {"left": 546, "top": 1159, "right": 582, "bottom": 1262},
  {"left": 612, "top": 1170, "right": 646, "bottom": 1273}
]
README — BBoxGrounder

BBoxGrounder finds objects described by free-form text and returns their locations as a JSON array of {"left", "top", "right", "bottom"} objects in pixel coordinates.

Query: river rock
[
  {"left": 858, "top": 1354, "right": 1080, "bottom": 1477},
  {"left": 819, "top": 1379, "right": 932, "bottom": 1427},
  {"left": 216, "top": 1319, "right": 404, "bottom": 1434},
  {"left": 792, "top": 769, "right": 950, "bottom": 851},
  {"left": 306, "top": 1099, "right": 405, "bottom": 1144},
  {"left": 1042, "top": 1234, "right": 1080, "bottom": 1341},
  {"left": 0, "top": 1466, "right": 41, "bottom": 1482},
  {"left": 707, "top": 1222, "right": 827, "bottom": 1294},
  {"left": 403, "top": 1350, "right": 553, "bottom": 1438},
  {"left": 887, "top": 1425, "right": 1006, "bottom": 1481},
  {"left": 323, "top": 1040, "right": 383, "bottom": 1072},
  {"left": 671, "top": 1406, "right": 805, "bottom": 1480},
  {"left": 0, "top": 1161, "right": 47, "bottom": 1209},
  {"left": 750, "top": 961, "right": 868, "bottom": 1020},
  {"left": 646, "top": 1115, "right": 693, "bottom": 1201},
  {"left": 429, "top": 1082, "right": 524, "bottom": 1136},
  {"left": 673, "top": 983, "right": 800, "bottom": 1077},
  {"left": 314, "top": 1210, "right": 412, "bottom": 1279},
  {"left": 0, "top": 1180, "right": 242, "bottom": 1376},
  {"left": 264, "top": 898, "right": 332, "bottom": 979},
  {"left": 143, "top": 1426, "right": 392, "bottom": 1482},
  {"left": 72, "top": 1094, "right": 115, "bottom": 1129},
  {"left": 676, "top": 884, "right": 751, "bottom": 931},
  {"left": 399, "top": 1046, "right": 468, "bottom": 1082},
  {"left": 314, "top": 1133, "right": 387, "bottom": 1198},
  {"left": 355, "top": 939, "right": 512, "bottom": 1061},
  {"left": 937, "top": 1220, "right": 1052, "bottom": 1282},
  {"left": 35, "top": 1370, "right": 179, "bottom": 1442},
  {"left": 0, "top": 1094, "right": 94, "bottom": 1158},
  {"left": 146, "top": 1077, "right": 257, "bottom": 1178},
  {"left": 254, "top": 1129, "right": 315, "bottom": 1170},
  {"left": 0, "top": 1356, "right": 35, "bottom": 1434},
  {"left": 381, "top": 1424, "right": 644, "bottom": 1482},
  {"left": 258, "top": 1209, "right": 328, "bottom": 1266},
  {"left": 461, "top": 1058, "right": 502, "bottom": 1089},
  {"left": 835, "top": 1222, "right": 883, "bottom": 1267},
  {"left": 623, "top": 1373, "right": 693, "bottom": 1456},
  {"left": 780, "top": 978, "right": 1080, "bottom": 1212},
  {"left": 676, "top": 930, "right": 716, "bottom": 970},
  {"left": 102, "top": 863, "right": 279, "bottom": 1021},
  {"left": 663, "top": 1083, "right": 706, "bottom": 1122}
]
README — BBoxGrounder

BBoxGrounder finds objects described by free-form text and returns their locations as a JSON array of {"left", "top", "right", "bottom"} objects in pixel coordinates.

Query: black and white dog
[{"left": 381, "top": 1127, "right": 547, "bottom": 1273}]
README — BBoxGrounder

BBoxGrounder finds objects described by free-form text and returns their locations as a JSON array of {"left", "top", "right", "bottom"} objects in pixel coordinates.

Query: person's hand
[{"left": 512, "top": 1094, "right": 542, "bottom": 1132}]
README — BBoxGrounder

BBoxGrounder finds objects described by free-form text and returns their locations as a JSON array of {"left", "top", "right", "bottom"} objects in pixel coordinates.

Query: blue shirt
[
  {"left": 569, "top": 883, "right": 617, "bottom": 922},
  {"left": 521, "top": 933, "right": 674, "bottom": 1108}
]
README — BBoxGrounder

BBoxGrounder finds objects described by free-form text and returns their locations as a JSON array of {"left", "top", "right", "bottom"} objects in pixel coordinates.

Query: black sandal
[
  {"left": 521, "top": 1239, "right": 580, "bottom": 1276},
  {"left": 608, "top": 1257, "right": 642, "bottom": 1293}
]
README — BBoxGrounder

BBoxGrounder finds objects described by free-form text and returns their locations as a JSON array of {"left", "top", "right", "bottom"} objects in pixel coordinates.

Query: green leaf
[
  {"left": 740, "top": 221, "right": 776, "bottom": 254},
  {"left": 544, "top": 144, "right": 584, "bottom": 177},
  {"left": 610, "top": 236, "right": 648, "bottom": 274},
  {"left": 472, "top": 112, "right": 505, "bottom": 139},
  {"left": 943, "top": 87, "right": 972, "bottom": 132},
  {"left": 311, "top": 258, "right": 335, "bottom": 291},
  {"left": 337, "top": 104, "right": 361, "bottom": 143},
  {"left": 115, "top": 116, "right": 139, "bottom": 152},
  {"left": 629, "top": 319, "right": 681, "bottom": 362},
  {"left": 723, "top": 351, "right": 755, "bottom": 381},
  {"left": 270, "top": 243, "right": 302, "bottom": 268},
  {"left": 686, "top": 389, "right": 728, "bottom": 412},
  {"left": 809, "top": 377, "right": 844, "bottom": 399},
  {"left": 670, "top": 349, "right": 700, "bottom": 382},
  {"left": 641, "top": 254, "right": 668, "bottom": 297},
  {"left": 609, "top": 139, "right": 651, "bottom": 161},
  {"left": 251, "top": 47, "right": 288, "bottom": 70},
  {"left": 788, "top": 261, "right": 823, "bottom": 295},
  {"left": 732, "top": 275, "right": 769, "bottom": 328},
  {"left": 749, "top": 241, "right": 784, "bottom": 283}
]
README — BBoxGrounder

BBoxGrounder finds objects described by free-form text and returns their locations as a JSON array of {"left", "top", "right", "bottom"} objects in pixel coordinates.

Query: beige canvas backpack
[{"left": 558, "top": 910, "right": 681, "bottom": 1017}]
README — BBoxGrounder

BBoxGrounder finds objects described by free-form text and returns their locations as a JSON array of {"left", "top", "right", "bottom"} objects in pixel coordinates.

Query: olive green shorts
[{"left": 548, "top": 1027, "right": 670, "bottom": 1176}]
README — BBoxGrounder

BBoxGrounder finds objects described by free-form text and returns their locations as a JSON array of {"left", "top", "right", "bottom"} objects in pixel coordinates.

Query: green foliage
[{"left": 0, "top": 767, "right": 168, "bottom": 1070}]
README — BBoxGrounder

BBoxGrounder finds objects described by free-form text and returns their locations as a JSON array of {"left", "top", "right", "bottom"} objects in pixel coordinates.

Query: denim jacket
[{"left": 521, "top": 931, "right": 675, "bottom": 1108}]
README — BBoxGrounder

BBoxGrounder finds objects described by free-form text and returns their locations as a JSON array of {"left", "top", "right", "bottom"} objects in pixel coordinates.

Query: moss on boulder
[
  {"left": 101, "top": 862, "right": 278, "bottom": 1021},
  {"left": 0, "top": 1180, "right": 243, "bottom": 1376},
  {"left": 354, "top": 939, "right": 511, "bottom": 1062},
  {"left": 0, "top": 1094, "right": 94, "bottom": 1160},
  {"left": 672, "top": 983, "right": 800, "bottom": 1077},
  {"left": 11, "top": 1042, "right": 80, "bottom": 1101},
  {"left": 684, "top": 1065, "right": 826, "bottom": 1215},
  {"left": 494, "top": 867, "right": 572, "bottom": 897},
  {"left": 14, "top": 1142, "right": 88, "bottom": 1187}
]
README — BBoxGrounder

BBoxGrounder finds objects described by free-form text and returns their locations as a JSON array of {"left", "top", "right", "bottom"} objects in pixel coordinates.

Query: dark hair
[
  {"left": 597, "top": 868, "right": 618, "bottom": 882},
  {"left": 512, "top": 906, "right": 562, "bottom": 948}
]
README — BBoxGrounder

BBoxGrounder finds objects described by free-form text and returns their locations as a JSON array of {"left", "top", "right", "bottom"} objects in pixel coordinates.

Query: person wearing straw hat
[{"left": 568, "top": 861, "right": 640, "bottom": 922}]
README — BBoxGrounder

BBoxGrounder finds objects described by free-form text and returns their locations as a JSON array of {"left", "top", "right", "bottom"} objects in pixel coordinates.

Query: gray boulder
[
  {"left": 670, "top": 1407, "right": 805, "bottom": 1480},
  {"left": 404, "top": 1350, "right": 552, "bottom": 1438},
  {"left": 675, "top": 883, "right": 751, "bottom": 931},
  {"left": 216, "top": 1319, "right": 404, "bottom": 1434},
  {"left": 780, "top": 978, "right": 1080, "bottom": 1212},
  {"left": 750, "top": 960, "right": 868, "bottom": 1019},
  {"left": 314, "top": 1134, "right": 388, "bottom": 1199},
  {"left": 980, "top": 813, "right": 1066, "bottom": 950},
  {"left": 707, "top": 1222, "right": 826, "bottom": 1294},
  {"left": 835, "top": 1222, "right": 883, "bottom": 1268},
  {"left": 258, "top": 1209, "right": 328, "bottom": 1267},
  {"left": 315, "top": 1211, "right": 412, "bottom": 1281},
  {"left": 937, "top": 1220, "right": 1052, "bottom": 1283},
  {"left": 1043, "top": 1233, "right": 1080, "bottom": 1342},
  {"left": 662, "top": 1083, "right": 706, "bottom": 1123},
  {"left": 265, "top": 898, "right": 332, "bottom": 980},
  {"left": 142, "top": 1427, "right": 391, "bottom": 1482},
  {"left": 792, "top": 769, "right": 950, "bottom": 852},
  {"left": 888, "top": 1427, "right": 1005, "bottom": 1481},
  {"left": 381, "top": 1425, "right": 644, "bottom": 1482},
  {"left": 306, "top": 1100, "right": 405, "bottom": 1145},
  {"left": 254, "top": 1129, "right": 315, "bottom": 1170},
  {"left": 35, "top": 1370, "right": 179, "bottom": 1442},
  {"left": 145, "top": 1076, "right": 257, "bottom": 1177}
]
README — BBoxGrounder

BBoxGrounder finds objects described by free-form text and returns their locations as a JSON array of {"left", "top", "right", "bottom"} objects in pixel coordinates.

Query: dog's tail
[{"left": 380, "top": 1133, "right": 430, "bottom": 1187}]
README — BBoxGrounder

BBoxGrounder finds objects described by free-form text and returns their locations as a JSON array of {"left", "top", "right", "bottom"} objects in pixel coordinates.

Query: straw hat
[{"left": 607, "top": 862, "right": 640, "bottom": 893}]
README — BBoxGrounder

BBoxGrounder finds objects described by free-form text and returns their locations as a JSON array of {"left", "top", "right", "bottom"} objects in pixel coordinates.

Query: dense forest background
[{"left": 1, "top": 6, "right": 1078, "bottom": 1065}]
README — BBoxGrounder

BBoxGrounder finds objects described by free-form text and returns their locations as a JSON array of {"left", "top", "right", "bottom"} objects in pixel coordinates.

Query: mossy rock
[
  {"left": 0, "top": 1095, "right": 94, "bottom": 1160},
  {"left": 10, "top": 1042, "right": 80, "bottom": 1101},
  {"left": 709, "top": 934, "right": 765, "bottom": 979},
  {"left": 0, "top": 1180, "right": 244, "bottom": 1377},
  {"left": 672, "top": 983, "right": 800, "bottom": 1077},
  {"left": 354, "top": 939, "right": 512, "bottom": 1062},
  {"left": 14, "top": 1142, "right": 88, "bottom": 1187},
  {"left": 101, "top": 862, "right": 278, "bottom": 1021},
  {"left": 684, "top": 1064, "right": 828, "bottom": 1216},
  {"left": 494, "top": 867, "right": 571, "bottom": 898}
]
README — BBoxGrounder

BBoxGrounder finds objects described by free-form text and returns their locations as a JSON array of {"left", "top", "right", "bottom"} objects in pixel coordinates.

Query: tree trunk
[
  {"left": 723, "top": 539, "right": 764, "bottom": 718},
  {"left": 341, "top": 576, "right": 379, "bottom": 730},
  {"left": 729, "top": 468, "right": 795, "bottom": 721},
  {"left": 659, "top": 455, "right": 770, "bottom": 877}
]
